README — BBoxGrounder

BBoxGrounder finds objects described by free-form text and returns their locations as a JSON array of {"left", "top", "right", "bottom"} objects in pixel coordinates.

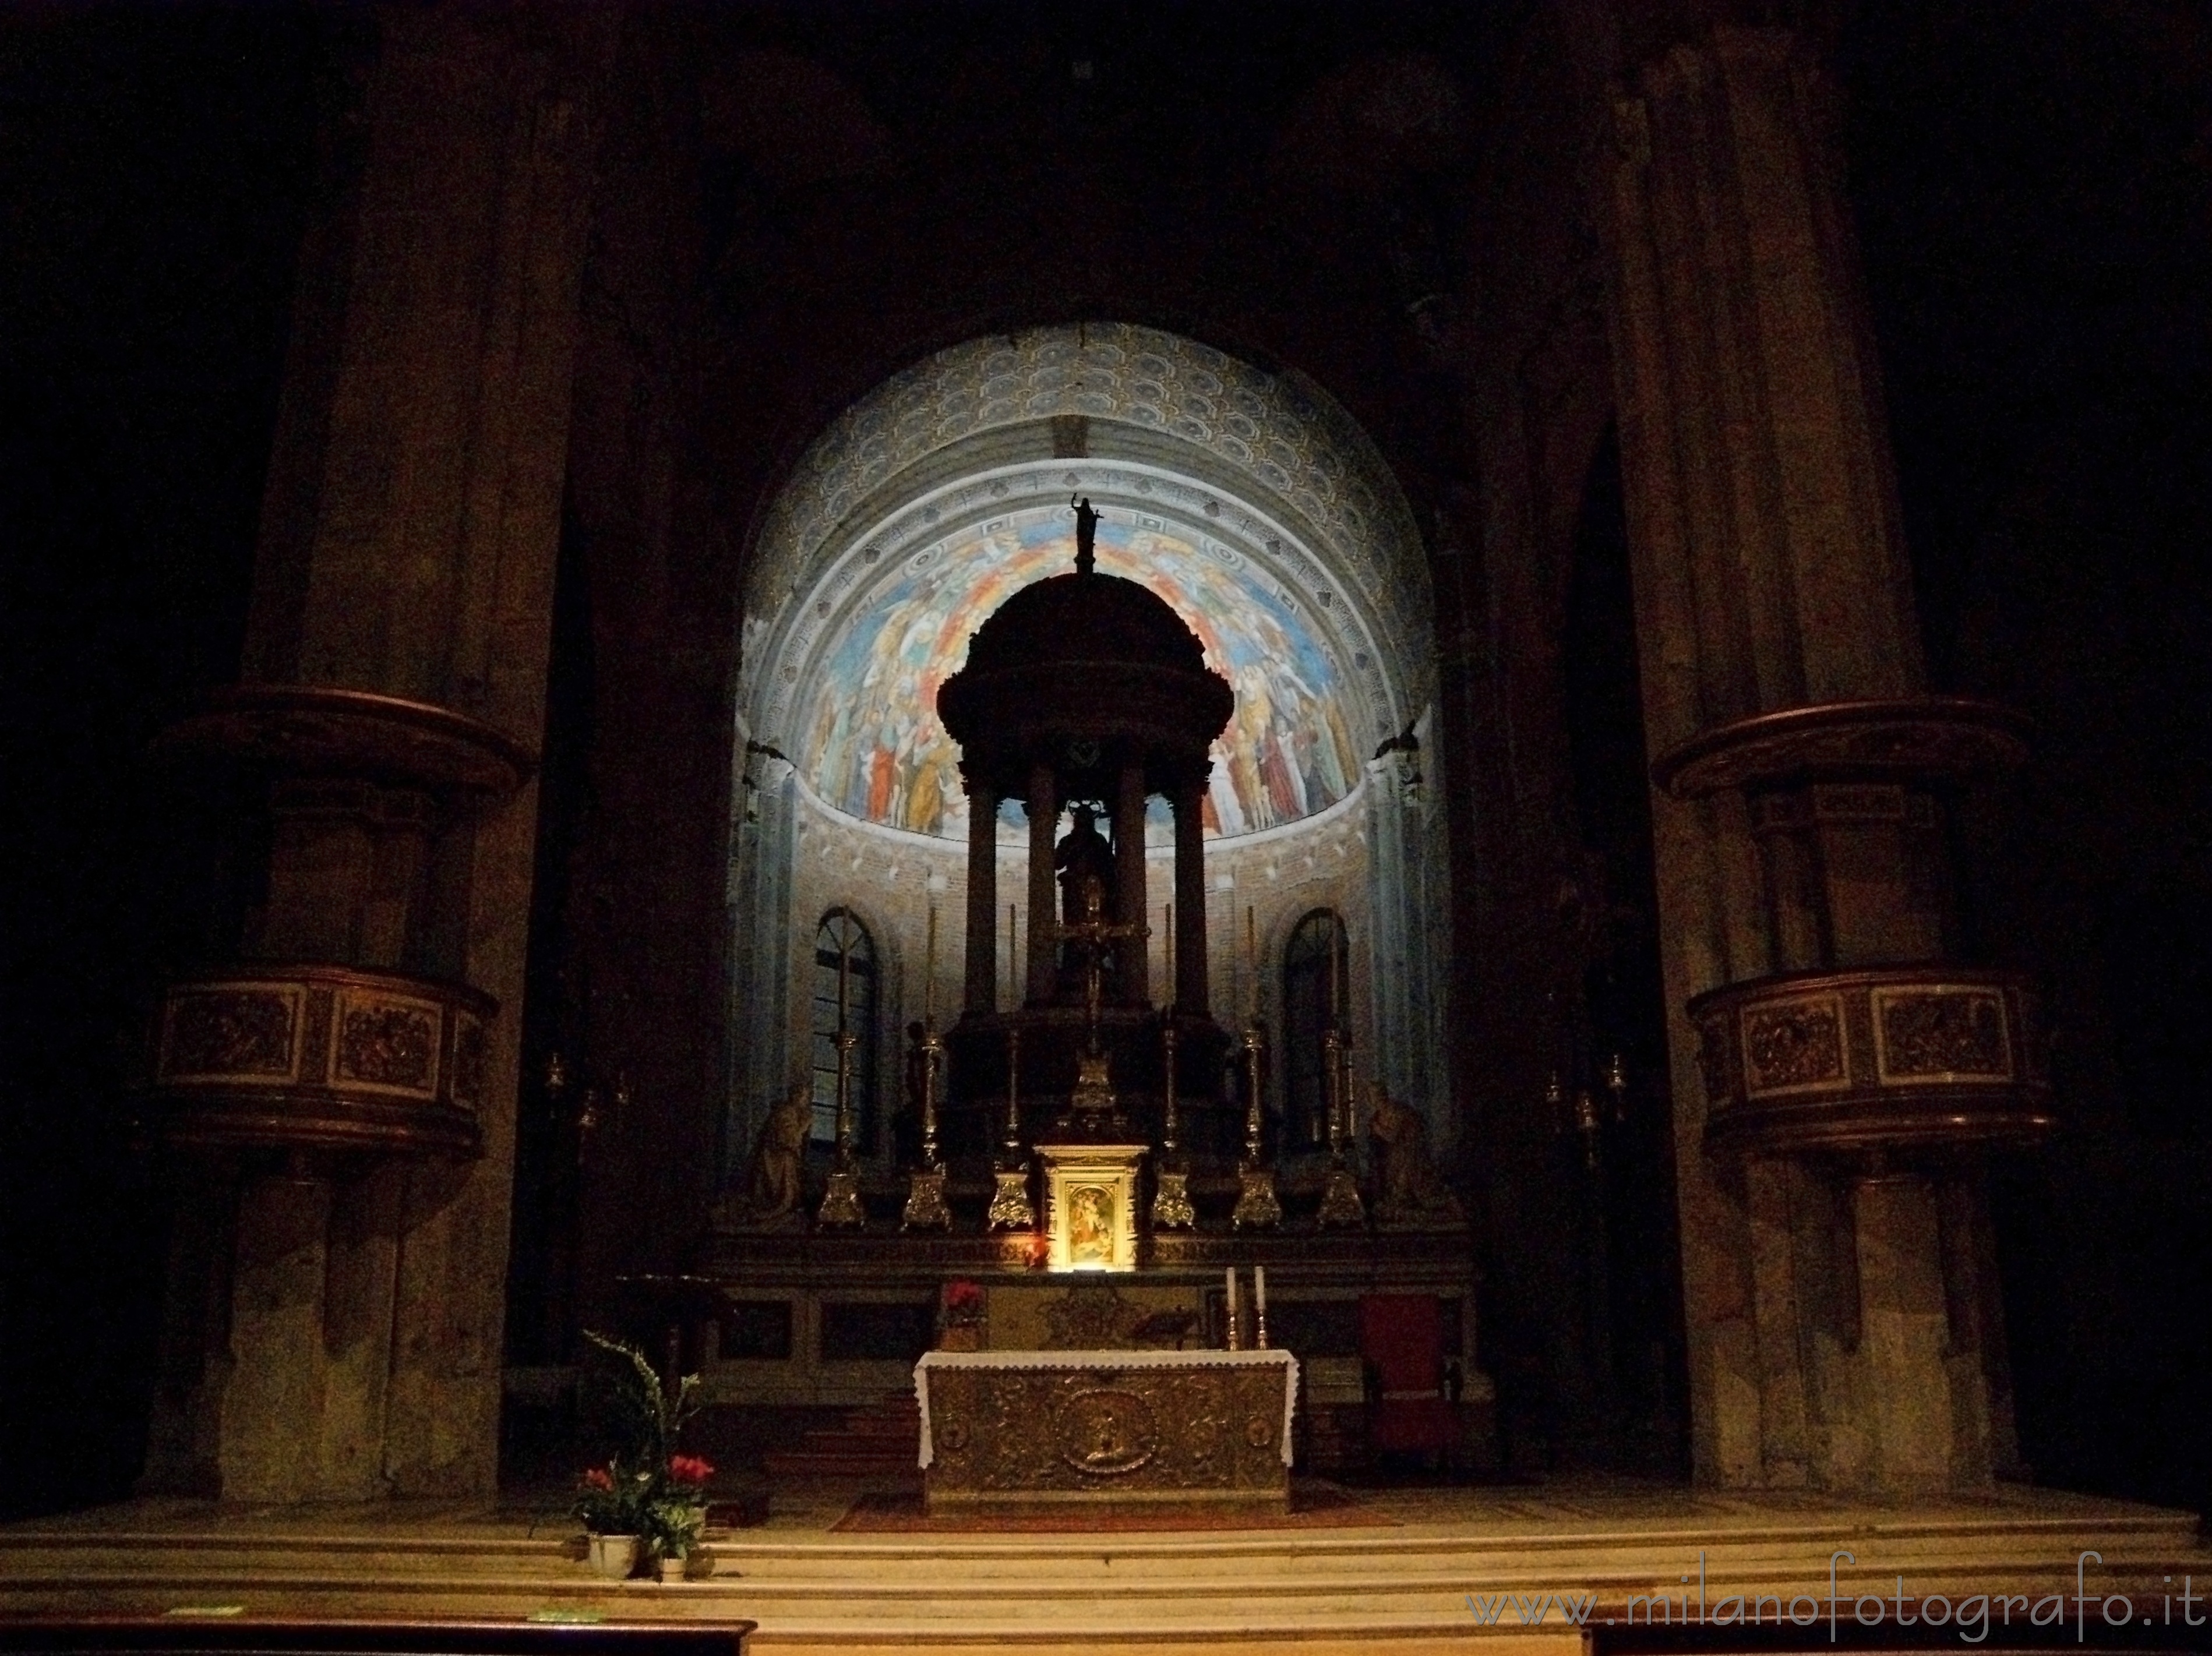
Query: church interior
[{"left": 3, "top": 0, "right": 2210, "bottom": 1648}]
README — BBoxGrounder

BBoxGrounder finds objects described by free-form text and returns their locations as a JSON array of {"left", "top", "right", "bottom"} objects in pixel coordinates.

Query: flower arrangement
[
  {"left": 941, "top": 1279, "right": 986, "bottom": 1326},
  {"left": 937, "top": 1279, "right": 987, "bottom": 1350},
  {"left": 570, "top": 1330, "right": 715, "bottom": 1565}
]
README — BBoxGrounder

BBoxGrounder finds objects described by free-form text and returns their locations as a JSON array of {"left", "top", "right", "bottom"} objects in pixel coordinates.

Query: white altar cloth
[{"left": 913, "top": 1347, "right": 1299, "bottom": 1467}]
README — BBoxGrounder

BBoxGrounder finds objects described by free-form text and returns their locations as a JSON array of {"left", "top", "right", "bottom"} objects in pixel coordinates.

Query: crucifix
[
  {"left": 1049, "top": 872, "right": 1146, "bottom": 1124},
  {"left": 1053, "top": 875, "right": 1145, "bottom": 1048}
]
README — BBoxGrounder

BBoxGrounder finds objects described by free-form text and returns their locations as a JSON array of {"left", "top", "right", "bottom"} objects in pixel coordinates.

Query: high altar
[
  {"left": 916, "top": 1348, "right": 1297, "bottom": 1507},
  {"left": 690, "top": 500, "right": 1483, "bottom": 1472}
]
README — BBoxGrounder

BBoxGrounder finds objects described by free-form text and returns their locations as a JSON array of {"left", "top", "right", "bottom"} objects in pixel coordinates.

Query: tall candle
[
  {"left": 1225, "top": 1267, "right": 1238, "bottom": 1347},
  {"left": 1163, "top": 902, "right": 1174, "bottom": 1000},
  {"left": 1246, "top": 906, "right": 1259, "bottom": 1019},
  {"left": 1008, "top": 903, "right": 1018, "bottom": 1014},
  {"left": 1255, "top": 1265, "right": 1266, "bottom": 1316},
  {"left": 837, "top": 928, "right": 851, "bottom": 1030},
  {"left": 1326, "top": 920, "right": 1340, "bottom": 1029},
  {"left": 925, "top": 905, "right": 938, "bottom": 1021}
]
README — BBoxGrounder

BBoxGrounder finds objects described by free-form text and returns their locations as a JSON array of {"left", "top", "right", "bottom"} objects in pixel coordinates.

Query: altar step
[
  {"left": 1, "top": 1485, "right": 2207, "bottom": 1648},
  {"left": 760, "top": 1393, "right": 920, "bottom": 1482}
]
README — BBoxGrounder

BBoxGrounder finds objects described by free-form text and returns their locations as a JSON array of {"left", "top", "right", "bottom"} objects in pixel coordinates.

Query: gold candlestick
[
  {"left": 1149, "top": 1008, "right": 1194, "bottom": 1230},
  {"left": 817, "top": 1028, "right": 864, "bottom": 1228},
  {"left": 1231, "top": 1021, "right": 1280, "bottom": 1229},
  {"left": 1160, "top": 1016, "right": 1180, "bottom": 1153},
  {"left": 903, "top": 1018, "right": 951, "bottom": 1231},
  {"left": 1316, "top": 1037, "right": 1366, "bottom": 1230},
  {"left": 1241, "top": 1021, "right": 1266, "bottom": 1163},
  {"left": 988, "top": 1019, "right": 1033, "bottom": 1230},
  {"left": 919, "top": 1022, "right": 943, "bottom": 1168}
]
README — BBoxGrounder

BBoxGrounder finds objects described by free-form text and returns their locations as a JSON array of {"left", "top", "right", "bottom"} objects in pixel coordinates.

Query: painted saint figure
[{"left": 1069, "top": 1184, "right": 1113, "bottom": 1263}]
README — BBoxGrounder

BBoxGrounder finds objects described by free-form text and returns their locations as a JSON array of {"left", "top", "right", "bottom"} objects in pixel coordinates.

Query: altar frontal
[{"left": 916, "top": 1347, "right": 1296, "bottom": 1508}]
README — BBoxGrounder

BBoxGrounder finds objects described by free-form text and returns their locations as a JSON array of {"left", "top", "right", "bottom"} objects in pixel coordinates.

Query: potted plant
[
  {"left": 939, "top": 1279, "right": 986, "bottom": 1351},
  {"left": 651, "top": 1454, "right": 716, "bottom": 1579},
  {"left": 572, "top": 1463, "right": 648, "bottom": 1579},
  {"left": 571, "top": 1330, "right": 712, "bottom": 1580}
]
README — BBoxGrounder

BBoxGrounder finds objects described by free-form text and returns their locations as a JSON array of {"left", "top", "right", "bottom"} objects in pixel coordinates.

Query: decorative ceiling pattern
[{"left": 799, "top": 504, "right": 1363, "bottom": 842}]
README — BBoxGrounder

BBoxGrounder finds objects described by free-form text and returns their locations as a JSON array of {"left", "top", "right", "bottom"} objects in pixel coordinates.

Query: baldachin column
[
  {"left": 962, "top": 768, "right": 999, "bottom": 1014},
  {"left": 1025, "top": 760, "right": 1058, "bottom": 1005}
]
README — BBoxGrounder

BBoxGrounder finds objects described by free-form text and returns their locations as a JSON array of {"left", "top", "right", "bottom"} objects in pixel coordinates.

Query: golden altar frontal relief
[
  {"left": 1038, "top": 1143, "right": 1145, "bottom": 1273},
  {"left": 916, "top": 1348, "right": 1296, "bottom": 1508}
]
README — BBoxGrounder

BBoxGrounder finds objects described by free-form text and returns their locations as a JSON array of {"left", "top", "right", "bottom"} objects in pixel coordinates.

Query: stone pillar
[
  {"left": 1025, "top": 761, "right": 1059, "bottom": 1006},
  {"left": 1852, "top": 1173, "right": 1988, "bottom": 1492},
  {"left": 1606, "top": 25, "right": 2037, "bottom": 1492},
  {"left": 1171, "top": 773, "right": 1209, "bottom": 1017},
  {"left": 138, "top": 9, "right": 606, "bottom": 1503},
  {"left": 963, "top": 771, "right": 999, "bottom": 1014},
  {"left": 1112, "top": 761, "right": 1149, "bottom": 1003}
]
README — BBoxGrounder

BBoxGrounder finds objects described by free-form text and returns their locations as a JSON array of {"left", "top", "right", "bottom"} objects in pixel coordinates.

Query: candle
[
  {"left": 1326, "top": 920, "right": 1339, "bottom": 1030},
  {"left": 925, "top": 905, "right": 938, "bottom": 1021},
  {"left": 1247, "top": 906, "right": 1260, "bottom": 1019},
  {"left": 1163, "top": 902, "right": 1174, "bottom": 1001},
  {"left": 838, "top": 927, "right": 851, "bottom": 1030},
  {"left": 1225, "top": 1267, "right": 1238, "bottom": 1347},
  {"left": 1008, "top": 902, "right": 1018, "bottom": 1015},
  {"left": 1255, "top": 1265, "right": 1267, "bottom": 1316}
]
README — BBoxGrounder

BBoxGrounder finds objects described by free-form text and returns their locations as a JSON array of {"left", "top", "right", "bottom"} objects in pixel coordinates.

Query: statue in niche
[
  {"left": 1056, "top": 804, "right": 1115, "bottom": 922},
  {"left": 1367, "top": 1082, "right": 1465, "bottom": 1227},
  {"left": 1055, "top": 804, "right": 1117, "bottom": 992},
  {"left": 718, "top": 1079, "right": 812, "bottom": 1229}
]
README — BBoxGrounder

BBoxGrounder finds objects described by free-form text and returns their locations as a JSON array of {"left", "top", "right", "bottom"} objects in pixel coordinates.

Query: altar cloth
[{"left": 915, "top": 1348, "right": 1299, "bottom": 1507}]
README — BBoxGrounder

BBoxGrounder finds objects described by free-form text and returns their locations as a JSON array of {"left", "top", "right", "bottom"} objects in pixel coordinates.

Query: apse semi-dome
[{"left": 739, "top": 323, "right": 1435, "bottom": 844}]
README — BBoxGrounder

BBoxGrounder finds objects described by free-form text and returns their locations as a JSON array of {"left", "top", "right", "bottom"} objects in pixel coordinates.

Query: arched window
[
  {"left": 1282, "top": 909, "right": 1346, "bottom": 1148},
  {"left": 810, "top": 909, "right": 877, "bottom": 1146}
]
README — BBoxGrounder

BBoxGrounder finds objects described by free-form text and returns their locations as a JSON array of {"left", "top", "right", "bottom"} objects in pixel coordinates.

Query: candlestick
[
  {"left": 1160, "top": 1011, "right": 1180, "bottom": 1152},
  {"left": 832, "top": 1030, "right": 856, "bottom": 1168},
  {"left": 1255, "top": 1265, "right": 1266, "bottom": 1315},
  {"left": 1225, "top": 1267, "right": 1240, "bottom": 1350},
  {"left": 920, "top": 1026, "right": 942, "bottom": 1166},
  {"left": 1321, "top": 1026, "right": 1343, "bottom": 1150},
  {"left": 1003, "top": 1022, "right": 1022, "bottom": 1153}
]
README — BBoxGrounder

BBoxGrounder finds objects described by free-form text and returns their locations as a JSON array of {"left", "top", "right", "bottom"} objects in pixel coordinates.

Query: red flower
[
  {"left": 580, "top": 1466, "right": 614, "bottom": 1491},
  {"left": 667, "top": 1454, "right": 715, "bottom": 1485},
  {"left": 944, "top": 1280, "right": 985, "bottom": 1311}
]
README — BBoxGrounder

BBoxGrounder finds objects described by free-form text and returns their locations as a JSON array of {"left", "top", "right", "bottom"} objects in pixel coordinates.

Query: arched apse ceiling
[{"left": 739, "top": 322, "right": 1434, "bottom": 845}]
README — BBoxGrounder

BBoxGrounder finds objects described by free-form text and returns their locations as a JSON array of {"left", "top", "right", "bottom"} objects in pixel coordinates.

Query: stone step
[{"left": 2, "top": 1490, "right": 2203, "bottom": 1646}]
